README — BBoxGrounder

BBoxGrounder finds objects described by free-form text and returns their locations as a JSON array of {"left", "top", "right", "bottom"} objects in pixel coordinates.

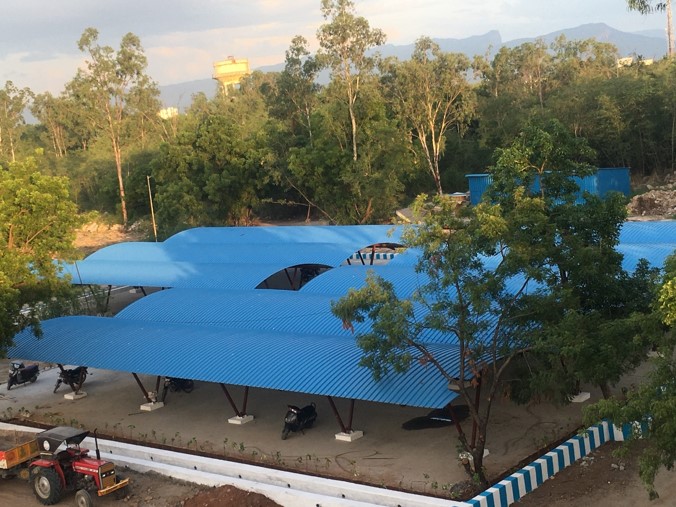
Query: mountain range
[{"left": 159, "top": 22, "right": 668, "bottom": 108}]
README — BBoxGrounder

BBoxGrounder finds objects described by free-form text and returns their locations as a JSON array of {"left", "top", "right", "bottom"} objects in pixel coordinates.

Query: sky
[{"left": 0, "top": 0, "right": 668, "bottom": 95}]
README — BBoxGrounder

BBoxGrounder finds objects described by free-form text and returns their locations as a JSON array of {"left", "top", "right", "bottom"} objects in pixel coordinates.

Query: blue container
[
  {"left": 597, "top": 168, "right": 631, "bottom": 197},
  {"left": 465, "top": 168, "right": 628, "bottom": 205},
  {"left": 466, "top": 174, "right": 493, "bottom": 205}
]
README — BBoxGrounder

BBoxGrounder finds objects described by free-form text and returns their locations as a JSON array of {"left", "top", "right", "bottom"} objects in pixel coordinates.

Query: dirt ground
[
  {"left": 0, "top": 467, "right": 282, "bottom": 507},
  {"left": 515, "top": 441, "right": 675, "bottom": 507}
]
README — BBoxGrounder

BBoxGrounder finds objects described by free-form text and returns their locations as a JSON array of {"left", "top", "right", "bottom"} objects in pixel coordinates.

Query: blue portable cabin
[
  {"left": 597, "top": 167, "right": 631, "bottom": 197},
  {"left": 466, "top": 168, "right": 630, "bottom": 205}
]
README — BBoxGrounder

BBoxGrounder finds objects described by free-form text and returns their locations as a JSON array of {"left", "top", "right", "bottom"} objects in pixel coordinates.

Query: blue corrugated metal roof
[
  {"left": 116, "top": 288, "right": 454, "bottom": 343},
  {"left": 619, "top": 220, "right": 676, "bottom": 244},
  {"left": 165, "top": 225, "right": 403, "bottom": 246},
  {"left": 10, "top": 317, "right": 457, "bottom": 408},
  {"left": 17, "top": 221, "right": 676, "bottom": 413},
  {"left": 65, "top": 225, "right": 405, "bottom": 289},
  {"left": 63, "top": 260, "right": 316, "bottom": 290},
  {"left": 300, "top": 264, "right": 430, "bottom": 298}
]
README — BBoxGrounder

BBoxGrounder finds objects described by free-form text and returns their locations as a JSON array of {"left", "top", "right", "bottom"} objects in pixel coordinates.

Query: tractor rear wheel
[
  {"left": 33, "top": 468, "right": 62, "bottom": 505},
  {"left": 75, "top": 489, "right": 94, "bottom": 507}
]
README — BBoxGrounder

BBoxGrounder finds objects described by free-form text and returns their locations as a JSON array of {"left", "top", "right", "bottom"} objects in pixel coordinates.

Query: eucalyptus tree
[
  {"left": 0, "top": 81, "right": 33, "bottom": 163},
  {"left": 626, "top": 0, "right": 674, "bottom": 57},
  {"left": 70, "top": 27, "right": 161, "bottom": 226},
  {"left": 316, "top": 0, "right": 386, "bottom": 162},
  {"left": 270, "top": 35, "right": 321, "bottom": 146},
  {"left": 382, "top": 37, "right": 475, "bottom": 196}
]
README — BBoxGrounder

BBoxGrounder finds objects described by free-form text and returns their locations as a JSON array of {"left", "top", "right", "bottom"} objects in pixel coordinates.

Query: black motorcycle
[
  {"left": 54, "top": 366, "right": 89, "bottom": 393},
  {"left": 7, "top": 362, "right": 39, "bottom": 390},
  {"left": 281, "top": 402, "right": 317, "bottom": 440},
  {"left": 161, "top": 377, "right": 195, "bottom": 402}
]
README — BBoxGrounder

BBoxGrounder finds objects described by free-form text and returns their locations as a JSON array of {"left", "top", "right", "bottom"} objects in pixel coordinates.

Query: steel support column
[
  {"left": 132, "top": 373, "right": 153, "bottom": 403},
  {"left": 219, "top": 384, "right": 249, "bottom": 417},
  {"left": 326, "top": 396, "right": 355, "bottom": 433}
]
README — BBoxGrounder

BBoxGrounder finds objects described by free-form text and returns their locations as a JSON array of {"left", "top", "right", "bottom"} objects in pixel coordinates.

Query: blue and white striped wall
[{"left": 466, "top": 420, "right": 630, "bottom": 507}]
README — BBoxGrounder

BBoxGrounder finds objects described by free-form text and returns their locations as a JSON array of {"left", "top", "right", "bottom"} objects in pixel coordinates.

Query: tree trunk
[
  {"left": 668, "top": 1, "right": 675, "bottom": 57},
  {"left": 112, "top": 140, "right": 128, "bottom": 226}
]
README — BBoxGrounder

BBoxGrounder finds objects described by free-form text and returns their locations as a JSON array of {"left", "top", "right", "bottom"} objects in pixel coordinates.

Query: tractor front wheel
[
  {"left": 33, "top": 468, "right": 63, "bottom": 505},
  {"left": 114, "top": 474, "right": 130, "bottom": 499},
  {"left": 75, "top": 489, "right": 94, "bottom": 507}
]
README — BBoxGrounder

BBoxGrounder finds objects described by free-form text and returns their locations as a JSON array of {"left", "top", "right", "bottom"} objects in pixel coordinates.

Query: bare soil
[{"left": 514, "top": 441, "right": 676, "bottom": 507}]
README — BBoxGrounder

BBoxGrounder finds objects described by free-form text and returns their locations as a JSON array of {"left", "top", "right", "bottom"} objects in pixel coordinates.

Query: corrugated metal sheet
[
  {"left": 300, "top": 264, "right": 430, "bottom": 299},
  {"left": 618, "top": 244, "right": 676, "bottom": 270},
  {"left": 619, "top": 221, "right": 676, "bottom": 244},
  {"left": 9, "top": 317, "right": 458, "bottom": 408},
  {"left": 597, "top": 168, "right": 631, "bottom": 197},
  {"left": 466, "top": 174, "right": 493, "bottom": 205},
  {"left": 65, "top": 225, "right": 406, "bottom": 289},
  {"left": 116, "top": 288, "right": 454, "bottom": 343},
  {"left": 165, "top": 225, "right": 404, "bottom": 246},
  {"left": 62, "top": 260, "right": 314, "bottom": 290},
  {"left": 25, "top": 221, "right": 675, "bottom": 413}
]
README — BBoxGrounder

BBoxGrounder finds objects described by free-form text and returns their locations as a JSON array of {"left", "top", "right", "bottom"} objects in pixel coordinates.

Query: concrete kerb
[
  {"left": 0, "top": 419, "right": 633, "bottom": 507},
  {"left": 0, "top": 422, "right": 464, "bottom": 507}
]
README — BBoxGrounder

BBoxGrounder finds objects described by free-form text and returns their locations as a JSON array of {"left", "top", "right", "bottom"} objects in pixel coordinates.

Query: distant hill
[
  {"left": 159, "top": 79, "right": 220, "bottom": 111},
  {"left": 505, "top": 23, "right": 666, "bottom": 59},
  {"left": 159, "top": 23, "right": 667, "bottom": 108}
]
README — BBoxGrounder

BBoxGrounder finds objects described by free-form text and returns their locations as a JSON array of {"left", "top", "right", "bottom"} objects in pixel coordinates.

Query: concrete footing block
[
  {"left": 140, "top": 401, "right": 164, "bottom": 411},
  {"left": 228, "top": 415, "right": 254, "bottom": 425},
  {"left": 570, "top": 392, "right": 591, "bottom": 403},
  {"left": 64, "top": 391, "right": 87, "bottom": 400},
  {"left": 335, "top": 430, "right": 363, "bottom": 442}
]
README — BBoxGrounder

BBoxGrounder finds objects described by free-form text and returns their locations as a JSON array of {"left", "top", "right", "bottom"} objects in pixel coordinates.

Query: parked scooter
[
  {"left": 7, "top": 362, "right": 40, "bottom": 390},
  {"left": 281, "top": 402, "right": 317, "bottom": 440},
  {"left": 161, "top": 377, "right": 195, "bottom": 402},
  {"left": 54, "top": 365, "right": 89, "bottom": 393}
]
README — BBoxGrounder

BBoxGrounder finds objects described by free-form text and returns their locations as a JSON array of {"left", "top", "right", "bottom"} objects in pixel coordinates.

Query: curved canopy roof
[
  {"left": 62, "top": 225, "right": 404, "bottom": 289},
  {"left": 10, "top": 222, "right": 676, "bottom": 411},
  {"left": 11, "top": 316, "right": 460, "bottom": 408}
]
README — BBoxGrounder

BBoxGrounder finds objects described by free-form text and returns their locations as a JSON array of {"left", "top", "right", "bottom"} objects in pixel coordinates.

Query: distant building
[
  {"left": 212, "top": 57, "right": 250, "bottom": 93},
  {"left": 159, "top": 107, "right": 179, "bottom": 120},
  {"left": 616, "top": 56, "right": 654, "bottom": 68}
]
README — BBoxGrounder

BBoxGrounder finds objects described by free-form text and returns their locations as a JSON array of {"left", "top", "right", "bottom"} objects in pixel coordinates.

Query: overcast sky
[{"left": 0, "top": 0, "right": 668, "bottom": 94}]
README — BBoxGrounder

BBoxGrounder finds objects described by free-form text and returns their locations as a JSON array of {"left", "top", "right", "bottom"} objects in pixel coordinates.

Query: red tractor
[{"left": 30, "top": 426, "right": 129, "bottom": 506}]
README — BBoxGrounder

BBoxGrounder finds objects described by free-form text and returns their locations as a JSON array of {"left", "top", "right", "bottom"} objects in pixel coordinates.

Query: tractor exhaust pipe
[{"left": 94, "top": 428, "right": 101, "bottom": 460}]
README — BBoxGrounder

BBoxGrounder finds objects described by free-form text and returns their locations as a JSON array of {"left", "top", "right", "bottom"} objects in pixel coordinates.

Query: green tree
[
  {"left": 153, "top": 74, "right": 273, "bottom": 234},
  {"left": 70, "top": 28, "right": 160, "bottom": 226},
  {"left": 627, "top": 1, "right": 674, "bottom": 57},
  {"left": 0, "top": 81, "right": 34, "bottom": 163},
  {"left": 332, "top": 120, "right": 651, "bottom": 487},
  {"left": 317, "top": 0, "right": 386, "bottom": 162},
  {"left": 585, "top": 253, "right": 676, "bottom": 500},
  {"left": 382, "top": 37, "right": 475, "bottom": 195},
  {"left": 0, "top": 156, "right": 82, "bottom": 356}
]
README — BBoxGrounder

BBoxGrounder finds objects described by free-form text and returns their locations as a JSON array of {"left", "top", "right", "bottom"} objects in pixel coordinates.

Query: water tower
[{"left": 212, "top": 56, "right": 250, "bottom": 93}]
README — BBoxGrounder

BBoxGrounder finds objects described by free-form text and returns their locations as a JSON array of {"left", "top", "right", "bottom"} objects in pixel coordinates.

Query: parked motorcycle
[
  {"left": 161, "top": 377, "right": 195, "bottom": 402},
  {"left": 281, "top": 402, "right": 317, "bottom": 440},
  {"left": 7, "top": 362, "right": 39, "bottom": 390},
  {"left": 54, "top": 365, "right": 89, "bottom": 393}
]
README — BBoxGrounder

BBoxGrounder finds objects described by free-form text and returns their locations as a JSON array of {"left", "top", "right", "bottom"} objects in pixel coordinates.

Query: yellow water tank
[{"left": 213, "top": 57, "right": 250, "bottom": 92}]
